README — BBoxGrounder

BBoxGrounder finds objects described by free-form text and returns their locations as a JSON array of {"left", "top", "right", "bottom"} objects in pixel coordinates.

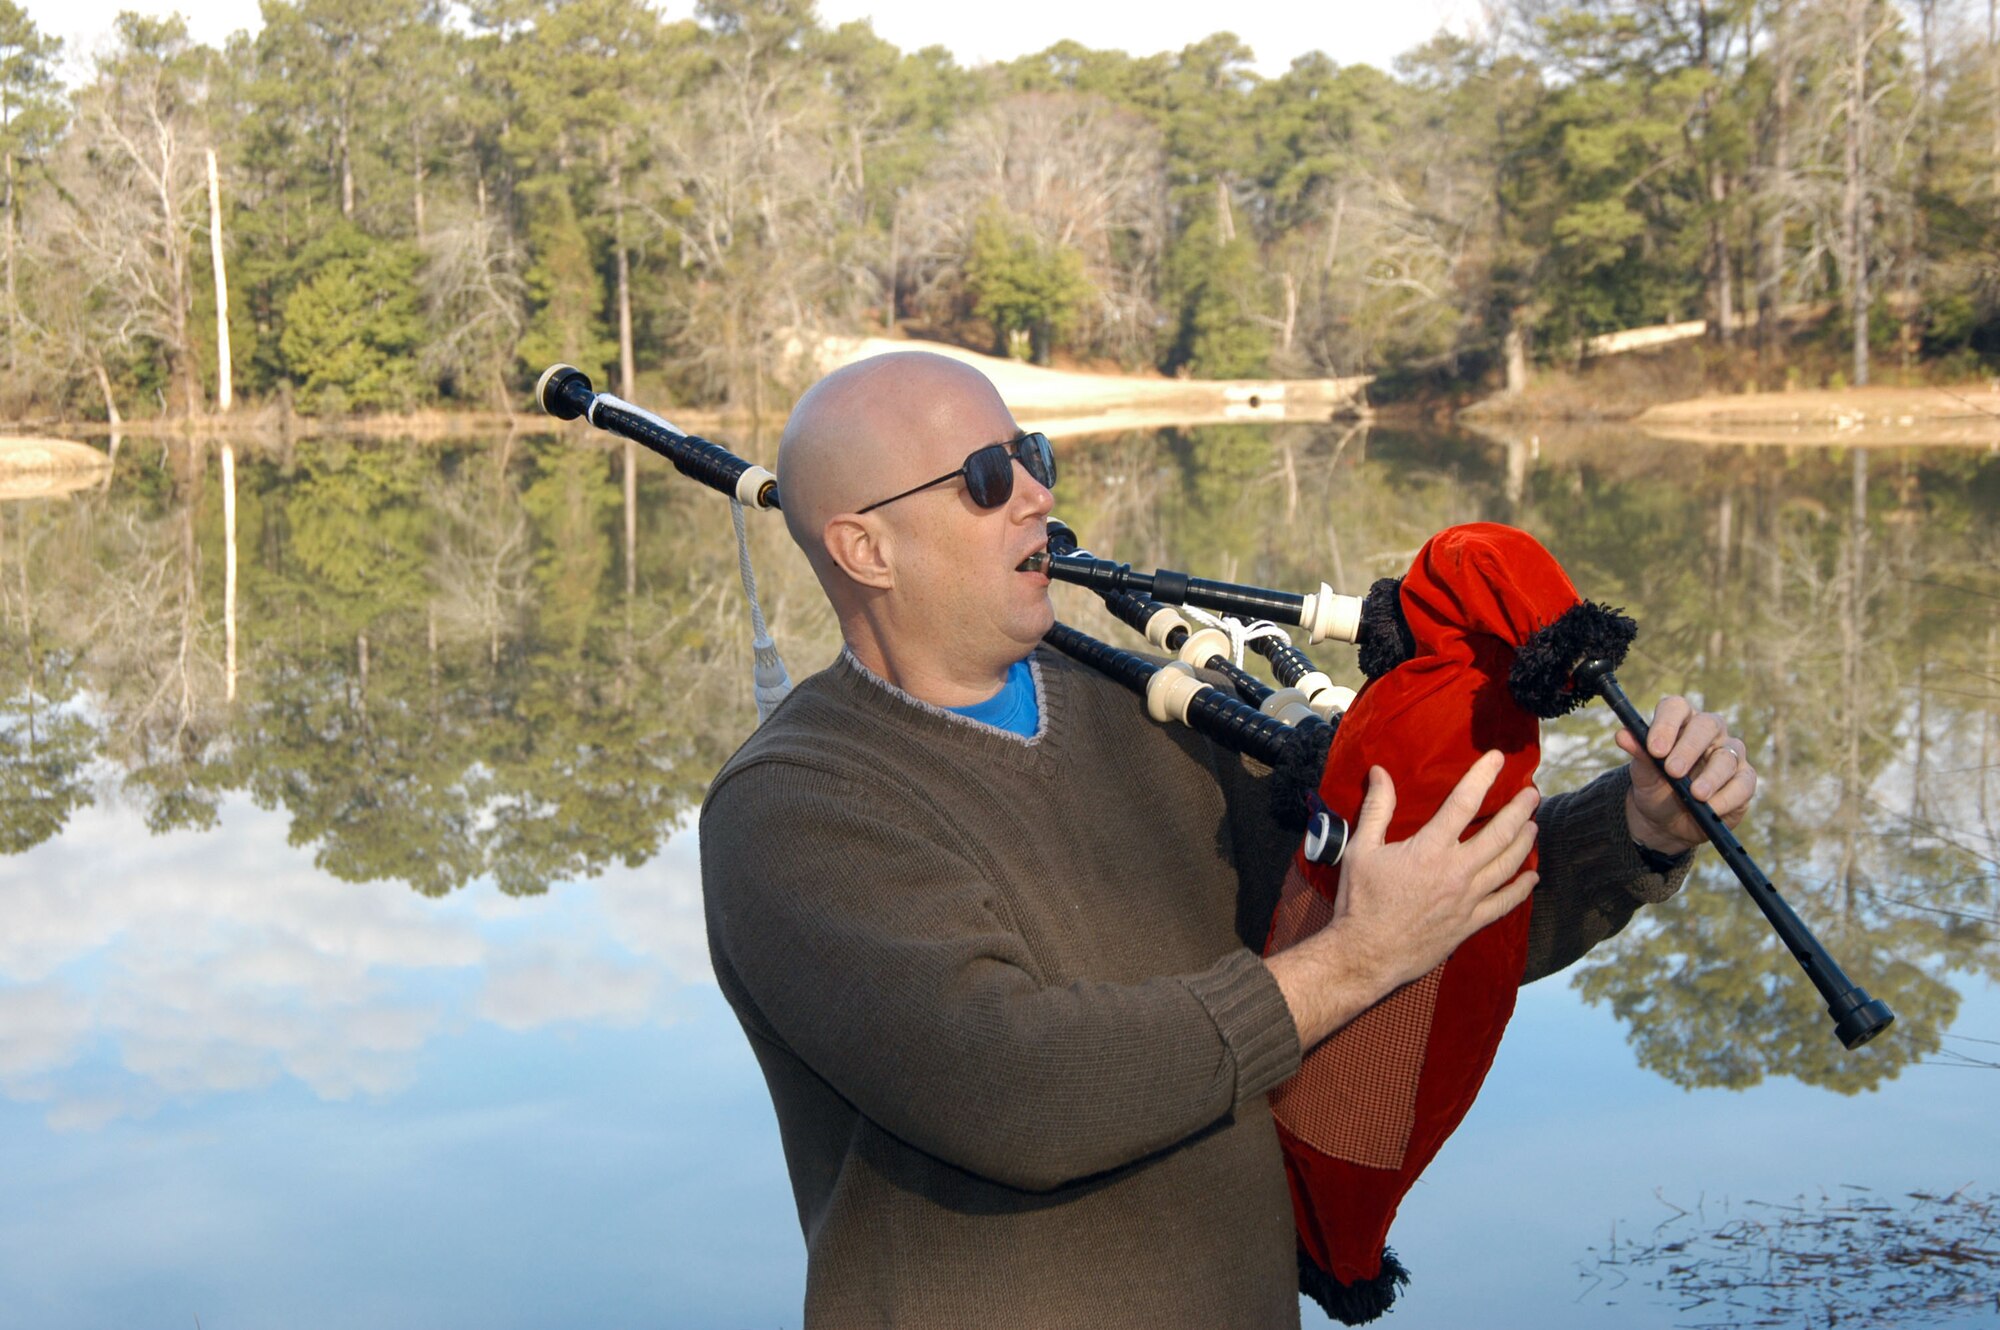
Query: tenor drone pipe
[
  {"left": 1573, "top": 660, "right": 1895, "bottom": 1050},
  {"left": 537, "top": 363, "right": 780, "bottom": 510},
  {"left": 1248, "top": 633, "right": 1323, "bottom": 692},
  {"left": 1041, "top": 551, "right": 1363, "bottom": 646}
]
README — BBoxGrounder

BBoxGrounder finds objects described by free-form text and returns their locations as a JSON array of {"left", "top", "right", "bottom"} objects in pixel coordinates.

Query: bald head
[
  {"left": 777, "top": 352, "right": 1012, "bottom": 575},
  {"left": 773, "top": 350, "right": 1053, "bottom": 703}
]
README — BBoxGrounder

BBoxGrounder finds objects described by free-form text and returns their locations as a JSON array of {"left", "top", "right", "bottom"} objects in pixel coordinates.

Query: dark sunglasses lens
[
  {"left": 1021, "top": 434, "right": 1056, "bottom": 489},
  {"left": 963, "top": 443, "right": 1015, "bottom": 508}
]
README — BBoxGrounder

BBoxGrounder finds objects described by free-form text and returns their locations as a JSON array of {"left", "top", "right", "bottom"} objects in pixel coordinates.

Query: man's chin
[{"left": 1014, "top": 609, "right": 1056, "bottom": 656}]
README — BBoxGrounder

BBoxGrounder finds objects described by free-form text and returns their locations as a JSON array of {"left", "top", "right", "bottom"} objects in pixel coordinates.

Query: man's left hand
[{"left": 1615, "top": 695, "right": 1757, "bottom": 856}]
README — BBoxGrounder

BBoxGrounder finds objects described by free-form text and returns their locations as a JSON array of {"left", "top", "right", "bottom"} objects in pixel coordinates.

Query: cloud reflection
[{"left": 0, "top": 795, "right": 714, "bottom": 1129}]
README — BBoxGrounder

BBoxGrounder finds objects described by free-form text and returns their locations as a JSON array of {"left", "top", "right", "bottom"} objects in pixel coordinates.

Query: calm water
[{"left": 3, "top": 423, "right": 1997, "bottom": 1328}]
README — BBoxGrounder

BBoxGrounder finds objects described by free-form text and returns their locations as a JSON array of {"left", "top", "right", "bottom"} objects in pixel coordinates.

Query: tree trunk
[
  {"left": 340, "top": 113, "right": 354, "bottom": 219},
  {"left": 207, "top": 149, "right": 232, "bottom": 414},
  {"left": 1836, "top": 448, "right": 1868, "bottom": 910},
  {"left": 4, "top": 145, "right": 15, "bottom": 377},
  {"left": 412, "top": 121, "right": 426, "bottom": 244},
  {"left": 884, "top": 198, "right": 900, "bottom": 331},
  {"left": 624, "top": 440, "right": 637, "bottom": 600},
  {"left": 222, "top": 440, "right": 237, "bottom": 702},
  {"left": 1708, "top": 171, "right": 1735, "bottom": 342},
  {"left": 1322, "top": 191, "right": 1345, "bottom": 274},
  {"left": 1503, "top": 318, "right": 1529, "bottom": 394},
  {"left": 357, "top": 631, "right": 371, "bottom": 731},
  {"left": 92, "top": 357, "right": 122, "bottom": 428},
  {"left": 154, "top": 134, "right": 200, "bottom": 418},
  {"left": 612, "top": 154, "right": 635, "bottom": 399},
  {"left": 1846, "top": 0, "right": 1870, "bottom": 387},
  {"left": 1758, "top": 3, "right": 1792, "bottom": 370}
]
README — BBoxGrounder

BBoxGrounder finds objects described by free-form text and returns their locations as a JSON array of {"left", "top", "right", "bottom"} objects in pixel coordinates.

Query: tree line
[{"left": 1, "top": 0, "right": 1997, "bottom": 421}]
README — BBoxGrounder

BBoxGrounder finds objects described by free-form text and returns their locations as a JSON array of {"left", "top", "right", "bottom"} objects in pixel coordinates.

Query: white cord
[
  {"left": 1182, "top": 605, "right": 1293, "bottom": 668},
  {"left": 732, "top": 498, "right": 794, "bottom": 723}
]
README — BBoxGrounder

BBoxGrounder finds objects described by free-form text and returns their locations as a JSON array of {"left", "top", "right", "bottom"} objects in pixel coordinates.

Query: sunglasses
[{"left": 855, "top": 433, "right": 1057, "bottom": 514}]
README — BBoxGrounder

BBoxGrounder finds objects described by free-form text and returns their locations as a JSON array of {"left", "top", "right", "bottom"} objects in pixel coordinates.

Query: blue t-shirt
[{"left": 945, "top": 658, "right": 1040, "bottom": 738}]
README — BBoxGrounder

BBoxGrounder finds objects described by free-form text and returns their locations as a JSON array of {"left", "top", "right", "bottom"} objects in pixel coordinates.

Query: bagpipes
[{"left": 536, "top": 364, "right": 1894, "bottom": 1324}]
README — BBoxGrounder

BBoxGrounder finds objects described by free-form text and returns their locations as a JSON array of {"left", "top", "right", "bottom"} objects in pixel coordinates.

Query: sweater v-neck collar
[{"left": 835, "top": 646, "right": 1062, "bottom": 758}]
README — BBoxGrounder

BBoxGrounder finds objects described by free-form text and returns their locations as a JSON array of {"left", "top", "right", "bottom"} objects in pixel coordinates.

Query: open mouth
[{"left": 1016, "top": 550, "right": 1050, "bottom": 574}]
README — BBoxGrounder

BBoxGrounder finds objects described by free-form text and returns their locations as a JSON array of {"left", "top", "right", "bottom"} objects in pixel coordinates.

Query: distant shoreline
[
  {"left": 6, "top": 334, "right": 1378, "bottom": 444},
  {"left": 13, "top": 375, "right": 1999, "bottom": 450}
]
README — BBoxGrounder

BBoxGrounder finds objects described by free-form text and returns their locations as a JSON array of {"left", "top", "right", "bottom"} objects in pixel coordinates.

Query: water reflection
[
  {"left": 1574, "top": 1185, "right": 2000, "bottom": 1327},
  {"left": 0, "top": 794, "right": 709, "bottom": 1131},
  {"left": 3, "top": 424, "right": 1996, "bottom": 1104}
]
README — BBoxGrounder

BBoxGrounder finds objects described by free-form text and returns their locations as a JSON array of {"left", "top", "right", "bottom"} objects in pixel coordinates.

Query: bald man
[{"left": 700, "top": 352, "right": 1754, "bottom": 1327}]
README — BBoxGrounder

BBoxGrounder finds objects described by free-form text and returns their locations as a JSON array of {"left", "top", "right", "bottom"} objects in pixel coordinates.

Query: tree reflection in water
[
  {"left": 1574, "top": 1185, "right": 2000, "bottom": 1327},
  {"left": 0, "top": 430, "right": 832, "bottom": 894},
  {"left": 1, "top": 423, "right": 1994, "bottom": 1095}
]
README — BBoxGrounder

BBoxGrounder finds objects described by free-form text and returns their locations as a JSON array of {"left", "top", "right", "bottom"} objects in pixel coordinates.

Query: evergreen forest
[{"left": 2, "top": 0, "right": 1998, "bottom": 421}]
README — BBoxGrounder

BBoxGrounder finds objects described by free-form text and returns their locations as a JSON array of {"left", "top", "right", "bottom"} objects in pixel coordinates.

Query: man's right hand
[{"left": 1265, "top": 751, "right": 1540, "bottom": 1049}]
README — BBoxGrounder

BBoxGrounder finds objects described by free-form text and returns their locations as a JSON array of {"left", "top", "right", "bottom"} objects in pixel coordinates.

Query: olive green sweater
[{"left": 700, "top": 647, "right": 1687, "bottom": 1328}]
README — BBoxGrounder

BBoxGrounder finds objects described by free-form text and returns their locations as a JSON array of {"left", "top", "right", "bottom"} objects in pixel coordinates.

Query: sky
[{"left": 27, "top": 0, "right": 1487, "bottom": 82}]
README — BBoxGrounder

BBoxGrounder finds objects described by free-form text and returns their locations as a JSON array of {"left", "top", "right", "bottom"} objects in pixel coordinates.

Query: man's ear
[{"left": 824, "top": 513, "right": 895, "bottom": 590}]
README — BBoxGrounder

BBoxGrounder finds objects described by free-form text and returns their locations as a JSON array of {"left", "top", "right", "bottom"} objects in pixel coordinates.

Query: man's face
[{"left": 870, "top": 392, "right": 1056, "bottom": 679}]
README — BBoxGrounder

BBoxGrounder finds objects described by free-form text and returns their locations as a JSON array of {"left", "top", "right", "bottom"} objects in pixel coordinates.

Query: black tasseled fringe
[
  {"left": 1355, "top": 578, "right": 1414, "bottom": 680},
  {"left": 1268, "top": 713, "right": 1339, "bottom": 831},
  {"left": 1507, "top": 600, "right": 1638, "bottom": 718},
  {"left": 1298, "top": 1246, "right": 1410, "bottom": 1325}
]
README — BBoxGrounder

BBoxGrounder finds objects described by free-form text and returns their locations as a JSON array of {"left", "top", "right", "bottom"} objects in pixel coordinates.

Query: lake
[{"left": 2, "top": 421, "right": 1995, "bottom": 1328}]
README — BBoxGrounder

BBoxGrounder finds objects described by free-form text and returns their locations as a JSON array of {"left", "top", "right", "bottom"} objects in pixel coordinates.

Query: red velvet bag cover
[{"left": 1262, "top": 523, "right": 1634, "bottom": 1324}]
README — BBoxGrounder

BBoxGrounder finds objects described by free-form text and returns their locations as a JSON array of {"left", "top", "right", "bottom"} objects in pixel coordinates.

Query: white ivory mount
[{"left": 1297, "top": 584, "right": 1364, "bottom": 645}]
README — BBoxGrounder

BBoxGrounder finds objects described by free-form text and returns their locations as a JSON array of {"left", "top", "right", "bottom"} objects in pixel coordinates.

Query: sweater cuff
[
  {"left": 1545, "top": 764, "right": 1695, "bottom": 905},
  {"left": 1182, "top": 948, "right": 1302, "bottom": 1108}
]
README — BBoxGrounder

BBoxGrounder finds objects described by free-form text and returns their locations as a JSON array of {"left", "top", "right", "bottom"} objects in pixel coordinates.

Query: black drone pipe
[
  {"left": 1041, "top": 622, "right": 1331, "bottom": 769},
  {"left": 1037, "top": 550, "right": 1364, "bottom": 646},
  {"left": 1249, "top": 634, "right": 1324, "bottom": 693},
  {"left": 537, "top": 363, "right": 781, "bottom": 511},
  {"left": 1042, "top": 525, "right": 1324, "bottom": 694},
  {"left": 1574, "top": 660, "right": 1895, "bottom": 1050},
  {"left": 1044, "top": 522, "right": 1275, "bottom": 710}
]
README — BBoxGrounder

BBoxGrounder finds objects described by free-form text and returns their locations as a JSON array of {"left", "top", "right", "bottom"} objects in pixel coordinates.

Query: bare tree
[
  {"left": 643, "top": 0, "right": 847, "bottom": 411},
  {"left": 903, "top": 92, "right": 1168, "bottom": 364},
  {"left": 418, "top": 204, "right": 529, "bottom": 410},
  {"left": 64, "top": 14, "right": 211, "bottom": 416}
]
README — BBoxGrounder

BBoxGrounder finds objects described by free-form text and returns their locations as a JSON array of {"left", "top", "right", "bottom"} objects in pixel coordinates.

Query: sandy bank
[
  {"left": 1633, "top": 385, "right": 2000, "bottom": 447},
  {"left": 0, "top": 436, "right": 112, "bottom": 500},
  {"left": 819, "top": 336, "right": 1372, "bottom": 434}
]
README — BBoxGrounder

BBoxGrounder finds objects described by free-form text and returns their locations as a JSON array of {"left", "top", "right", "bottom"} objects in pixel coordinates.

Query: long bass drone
[{"left": 536, "top": 364, "right": 1894, "bottom": 1323}]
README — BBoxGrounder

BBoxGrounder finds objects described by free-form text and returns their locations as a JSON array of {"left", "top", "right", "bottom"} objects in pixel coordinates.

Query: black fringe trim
[
  {"left": 1355, "top": 578, "right": 1414, "bottom": 680},
  {"left": 1507, "top": 600, "right": 1638, "bottom": 718},
  {"left": 1269, "top": 713, "right": 1339, "bottom": 831},
  {"left": 1299, "top": 1245, "right": 1410, "bottom": 1325}
]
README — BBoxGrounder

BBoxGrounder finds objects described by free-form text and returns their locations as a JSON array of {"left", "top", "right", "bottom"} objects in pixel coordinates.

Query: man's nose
[{"left": 1012, "top": 461, "right": 1054, "bottom": 518}]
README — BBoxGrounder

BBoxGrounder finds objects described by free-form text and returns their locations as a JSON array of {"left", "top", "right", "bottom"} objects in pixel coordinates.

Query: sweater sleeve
[
  {"left": 1522, "top": 764, "right": 1695, "bottom": 984},
  {"left": 700, "top": 758, "right": 1301, "bottom": 1194}
]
